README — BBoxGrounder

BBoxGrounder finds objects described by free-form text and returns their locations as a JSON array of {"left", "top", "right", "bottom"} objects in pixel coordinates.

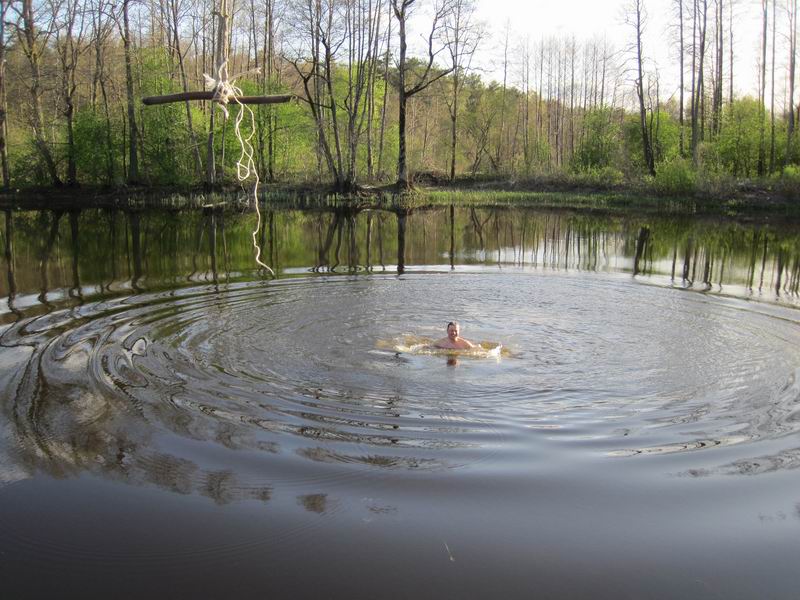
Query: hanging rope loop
[{"left": 202, "top": 59, "right": 273, "bottom": 276}]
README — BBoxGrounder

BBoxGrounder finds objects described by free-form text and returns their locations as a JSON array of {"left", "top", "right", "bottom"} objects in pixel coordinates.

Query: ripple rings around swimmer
[{"left": 2, "top": 271, "right": 800, "bottom": 499}]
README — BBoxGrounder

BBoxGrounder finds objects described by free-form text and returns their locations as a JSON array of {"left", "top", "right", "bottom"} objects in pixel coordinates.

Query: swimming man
[{"left": 434, "top": 321, "right": 477, "bottom": 350}]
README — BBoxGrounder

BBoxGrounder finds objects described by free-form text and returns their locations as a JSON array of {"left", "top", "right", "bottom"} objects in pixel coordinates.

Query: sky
[{"left": 463, "top": 0, "right": 774, "bottom": 106}]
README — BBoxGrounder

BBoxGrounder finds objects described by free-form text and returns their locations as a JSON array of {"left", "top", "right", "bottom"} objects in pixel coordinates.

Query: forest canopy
[{"left": 0, "top": 0, "right": 797, "bottom": 193}]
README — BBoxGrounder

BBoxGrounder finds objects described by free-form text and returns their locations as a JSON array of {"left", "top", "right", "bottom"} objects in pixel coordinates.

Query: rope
[{"left": 204, "top": 61, "right": 274, "bottom": 276}]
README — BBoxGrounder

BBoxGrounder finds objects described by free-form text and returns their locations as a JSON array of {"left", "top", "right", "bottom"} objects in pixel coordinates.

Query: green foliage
[
  {"left": 569, "top": 167, "right": 624, "bottom": 188},
  {"left": 773, "top": 165, "right": 800, "bottom": 199},
  {"left": 9, "top": 145, "right": 50, "bottom": 187},
  {"left": 714, "top": 97, "right": 767, "bottom": 177},
  {"left": 695, "top": 168, "right": 737, "bottom": 198},
  {"left": 653, "top": 157, "right": 696, "bottom": 196},
  {"left": 140, "top": 100, "right": 199, "bottom": 185},
  {"left": 73, "top": 110, "right": 121, "bottom": 185},
  {"left": 621, "top": 114, "right": 646, "bottom": 173},
  {"left": 574, "top": 109, "right": 619, "bottom": 170},
  {"left": 622, "top": 109, "right": 680, "bottom": 172},
  {"left": 649, "top": 110, "right": 681, "bottom": 163},
  {"left": 3, "top": 33, "right": 799, "bottom": 191}
]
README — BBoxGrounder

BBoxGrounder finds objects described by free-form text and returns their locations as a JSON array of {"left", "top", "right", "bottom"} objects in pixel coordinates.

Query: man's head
[{"left": 446, "top": 321, "right": 460, "bottom": 340}]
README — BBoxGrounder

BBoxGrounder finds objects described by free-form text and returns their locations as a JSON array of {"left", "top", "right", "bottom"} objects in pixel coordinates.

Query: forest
[{"left": 0, "top": 0, "right": 798, "bottom": 196}]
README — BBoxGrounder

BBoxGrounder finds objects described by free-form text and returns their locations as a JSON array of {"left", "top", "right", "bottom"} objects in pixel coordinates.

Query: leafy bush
[
  {"left": 572, "top": 166, "right": 624, "bottom": 187},
  {"left": 9, "top": 144, "right": 52, "bottom": 187},
  {"left": 74, "top": 110, "right": 121, "bottom": 185},
  {"left": 773, "top": 165, "right": 800, "bottom": 200},
  {"left": 574, "top": 108, "right": 620, "bottom": 170},
  {"left": 714, "top": 97, "right": 766, "bottom": 177},
  {"left": 652, "top": 158, "right": 696, "bottom": 196},
  {"left": 696, "top": 169, "right": 737, "bottom": 198}
]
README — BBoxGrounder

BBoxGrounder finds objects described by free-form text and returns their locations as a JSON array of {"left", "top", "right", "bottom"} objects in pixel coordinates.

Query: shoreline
[{"left": 0, "top": 178, "right": 796, "bottom": 220}]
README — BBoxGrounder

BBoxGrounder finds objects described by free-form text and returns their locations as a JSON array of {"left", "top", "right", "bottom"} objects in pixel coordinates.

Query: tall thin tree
[{"left": 391, "top": 0, "right": 454, "bottom": 188}]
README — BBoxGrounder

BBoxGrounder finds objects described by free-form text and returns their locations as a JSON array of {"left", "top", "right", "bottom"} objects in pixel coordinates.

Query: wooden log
[{"left": 142, "top": 91, "right": 293, "bottom": 106}]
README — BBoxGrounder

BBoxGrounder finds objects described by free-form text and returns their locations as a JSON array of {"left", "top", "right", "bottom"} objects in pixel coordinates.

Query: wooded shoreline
[{"left": 1, "top": 177, "right": 797, "bottom": 219}]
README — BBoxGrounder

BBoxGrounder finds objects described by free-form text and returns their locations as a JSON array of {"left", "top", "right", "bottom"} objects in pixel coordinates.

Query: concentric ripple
[{"left": 2, "top": 271, "right": 800, "bottom": 499}]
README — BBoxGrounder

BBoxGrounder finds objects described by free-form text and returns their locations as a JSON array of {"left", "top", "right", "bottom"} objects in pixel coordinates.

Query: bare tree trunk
[
  {"left": 494, "top": 22, "right": 509, "bottom": 172},
  {"left": 395, "top": 2, "right": 410, "bottom": 187},
  {"left": 690, "top": 0, "right": 697, "bottom": 152},
  {"left": 170, "top": 0, "right": 203, "bottom": 178},
  {"left": 444, "top": 0, "right": 482, "bottom": 182},
  {"left": 122, "top": 0, "right": 139, "bottom": 184},
  {"left": 679, "top": 0, "right": 685, "bottom": 156},
  {"left": 18, "top": 0, "right": 62, "bottom": 186},
  {"left": 758, "top": 0, "right": 768, "bottom": 177},
  {"left": 91, "top": 0, "right": 115, "bottom": 184},
  {"left": 691, "top": 0, "right": 707, "bottom": 162},
  {"left": 267, "top": 0, "right": 276, "bottom": 182},
  {"left": 449, "top": 70, "right": 459, "bottom": 181},
  {"left": 729, "top": 0, "right": 734, "bottom": 105},
  {"left": 392, "top": 0, "right": 454, "bottom": 189},
  {"left": 54, "top": 0, "right": 86, "bottom": 187},
  {"left": 712, "top": 0, "right": 723, "bottom": 137},
  {"left": 632, "top": 0, "right": 655, "bottom": 176},
  {"left": 377, "top": 17, "right": 391, "bottom": 178},
  {"left": 0, "top": 0, "right": 10, "bottom": 188},
  {"left": 787, "top": 0, "right": 797, "bottom": 167},
  {"left": 769, "top": 0, "right": 776, "bottom": 172},
  {"left": 206, "top": 2, "right": 228, "bottom": 186}
]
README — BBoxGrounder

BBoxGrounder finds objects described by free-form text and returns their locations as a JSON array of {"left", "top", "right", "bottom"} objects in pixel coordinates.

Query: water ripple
[{"left": 2, "top": 272, "right": 800, "bottom": 497}]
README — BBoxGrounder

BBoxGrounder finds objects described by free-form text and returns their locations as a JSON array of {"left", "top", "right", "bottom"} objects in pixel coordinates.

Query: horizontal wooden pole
[{"left": 142, "top": 91, "right": 294, "bottom": 106}]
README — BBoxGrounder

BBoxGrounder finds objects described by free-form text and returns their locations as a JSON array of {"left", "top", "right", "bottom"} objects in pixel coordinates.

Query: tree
[
  {"left": 118, "top": 0, "right": 139, "bottom": 183},
  {"left": 52, "top": 0, "right": 89, "bottom": 186},
  {"left": 787, "top": 0, "right": 797, "bottom": 167},
  {"left": 0, "top": 0, "right": 11, "bottom": 187},
  {"left": 167, "top": 0, "right": 203, "bottom": 178},
  {"left": 717, "top": 97, "right": 767, "bottom": 176},
  {"left": 758, "top": 0, "right": 767, "bottom": 176},
  {"left": 442, "top": 0, "right": 482, "bottom": 182},
  {"left": 626, "top": 0, "right": 655, "bottom": 176},
  {"left": 286, "top": 0, "right": 382, "bottom": 191},
  {"left": 691, "top": 0, "right": 707, "bottom": 161},
  {"left": 15, "top": 0, "right": 63, "bottom": 186},
  {"left": 675, "top": 0, "right": 685, "bottom": 156},
  {"left": 88, "top": 0, "right": 117, "bottom": 184},
  {"left": 391, "top": 0, "right": 454, "bottom": 188}
]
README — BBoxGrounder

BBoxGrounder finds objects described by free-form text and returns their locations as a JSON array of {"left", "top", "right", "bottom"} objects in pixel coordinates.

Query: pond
[{"left": 1, "top": 202, "right": 800, "bottom": 598}]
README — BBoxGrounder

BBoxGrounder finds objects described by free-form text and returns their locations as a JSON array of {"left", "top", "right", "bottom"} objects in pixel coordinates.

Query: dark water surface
[{"left": 2, "top": 204, "right": 800, "bottom": 599}]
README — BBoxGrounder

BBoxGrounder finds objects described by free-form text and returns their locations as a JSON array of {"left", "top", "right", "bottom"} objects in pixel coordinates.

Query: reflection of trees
[
  {"left": 312, "top": 207, "right": 365, "bottom": 273},
  {"left": 396, "top": 209, "right": 408, "bottom": 274},
  {"left": 4, "top": 209, "right": 19, "bottom": 317},
  {"left": 38, "top": 210, "right": 62, "bottom": 307},
  {"left": 1, "top": 204, "right": 798, "bottom": 305},
  {"left": 129, "top": 211, "right": 143, "bottom": 289},
  {"left": 68, "top": 211, "right": 82, "bottom": 299},
  {"left": 0, "top": 322, "right": 277, "bottom": 504},
  {"left": 449, "top": 205, "right": 455, "bottom": 269},
  {"left": 297, "top": 493, "right": 328, "bottom": 514}
]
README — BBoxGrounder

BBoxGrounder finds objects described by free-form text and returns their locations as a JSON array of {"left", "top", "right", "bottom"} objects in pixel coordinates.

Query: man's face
[{"left": 447, "top": 324, "right": 459, "bottom": 340}]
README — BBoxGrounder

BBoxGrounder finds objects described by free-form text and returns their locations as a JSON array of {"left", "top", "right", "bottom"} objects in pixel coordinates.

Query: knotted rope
[{"left": 204, "top": 60, "right": 273, "bottom": 276}]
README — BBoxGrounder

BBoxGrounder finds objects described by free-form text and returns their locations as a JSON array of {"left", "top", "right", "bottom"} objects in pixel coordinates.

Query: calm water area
[{"left": 1, "top": 201, "right": 800, "bottom": 598}]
